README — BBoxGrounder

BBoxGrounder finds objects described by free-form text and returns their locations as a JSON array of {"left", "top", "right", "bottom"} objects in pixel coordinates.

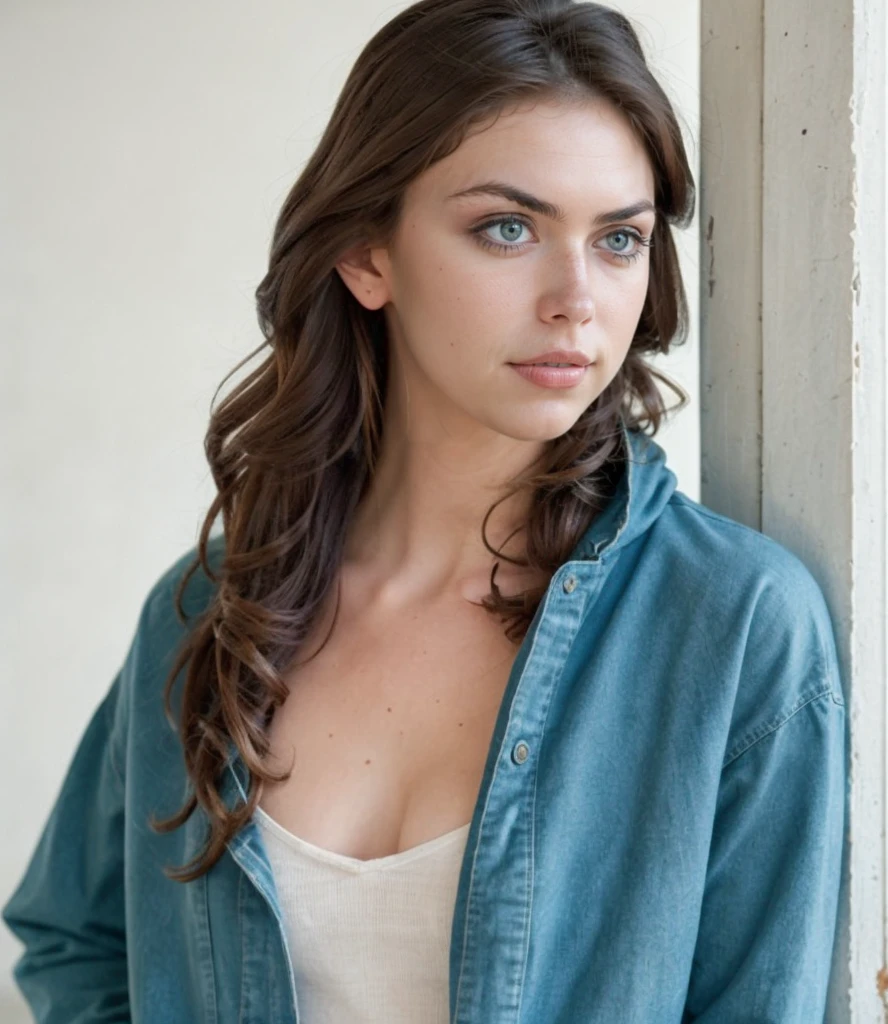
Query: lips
[
  {"left": 510, "top": 349, "right": 591, "bottom": 367},
  {"left": 509, "top": 362, "right": 589, "bottom": 390}
]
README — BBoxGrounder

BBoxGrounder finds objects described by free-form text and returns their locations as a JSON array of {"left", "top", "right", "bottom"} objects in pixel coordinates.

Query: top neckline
[{"left": 253, "top": 805, "right": 472, "bottom": 873}]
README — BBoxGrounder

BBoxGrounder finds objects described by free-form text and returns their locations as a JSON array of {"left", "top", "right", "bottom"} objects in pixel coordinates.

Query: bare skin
[{"left": 258, "top": 94, "right": 655, "bottom": 860}]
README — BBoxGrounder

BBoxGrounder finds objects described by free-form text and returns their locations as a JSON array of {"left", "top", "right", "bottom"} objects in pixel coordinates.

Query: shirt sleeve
[
  {"left": 2, "top": 629, "right": 140, "bottom": 1022},
  {"left": 681, "top": 684, "right": 847, "bottom": 1022}
]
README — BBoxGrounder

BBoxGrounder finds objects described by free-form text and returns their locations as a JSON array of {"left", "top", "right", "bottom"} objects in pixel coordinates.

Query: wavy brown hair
[{"left": 149, "top": 0, "right": 695, "bottom": 882}]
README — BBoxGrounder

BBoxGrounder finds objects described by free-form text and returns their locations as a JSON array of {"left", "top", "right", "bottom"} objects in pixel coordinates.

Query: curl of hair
[{"left": 149, "top": 0, "right": 695, "bottom": 883}]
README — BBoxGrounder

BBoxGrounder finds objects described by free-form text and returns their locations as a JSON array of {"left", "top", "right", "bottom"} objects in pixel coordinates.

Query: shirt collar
[{"left": 568, "top": 415, "right": 677, "bottom": 563}]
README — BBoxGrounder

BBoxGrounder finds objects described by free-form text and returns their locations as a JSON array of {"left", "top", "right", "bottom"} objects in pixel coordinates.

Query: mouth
[
  {"left": 517, "top": 361, "right": 579, "bottom": 367},
  {"left": 507, "top": 362, "right": 590, "bottom": 390},
  {"left": 510, "top": 349, "right": 593, "bottom": 368}
]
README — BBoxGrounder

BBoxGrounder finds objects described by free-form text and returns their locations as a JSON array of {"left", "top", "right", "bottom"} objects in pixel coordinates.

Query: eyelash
[{"left": 470, "top": 214, "right": 653, "bottom": 264}]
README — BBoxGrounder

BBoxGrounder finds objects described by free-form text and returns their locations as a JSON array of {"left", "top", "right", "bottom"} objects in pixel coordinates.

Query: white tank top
[{"left": 253, "top": 805, "right": 471, "bottom": 1024}]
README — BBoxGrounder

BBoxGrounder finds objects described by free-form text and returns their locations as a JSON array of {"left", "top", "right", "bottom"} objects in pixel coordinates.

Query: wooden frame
[{"left": 700, "top": 0, "right": 886, "bottom": 1019}]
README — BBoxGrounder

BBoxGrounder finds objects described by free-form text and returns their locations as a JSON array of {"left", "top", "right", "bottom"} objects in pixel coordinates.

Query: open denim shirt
[{"left": 3, "top": 421, "right": 848, "bottom": 1023}]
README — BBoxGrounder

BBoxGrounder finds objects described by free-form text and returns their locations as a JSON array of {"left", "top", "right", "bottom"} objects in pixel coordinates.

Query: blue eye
[
  {"left": 605, "top": 231, "right": 634, "bottom": 254},
  {"left": 600, "top": 230, "right": 653, "bottom": 263},
  {"left": 470, "top": 216, "right": 533, "bottom": 253},
  {"left": 470, "top": 215, "right": 652, "bottom": 264}
]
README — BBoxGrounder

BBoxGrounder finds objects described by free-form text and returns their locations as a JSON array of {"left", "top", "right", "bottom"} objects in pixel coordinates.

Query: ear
[{"left": 334, "top": 242, "right": 391, "bottom": 311}]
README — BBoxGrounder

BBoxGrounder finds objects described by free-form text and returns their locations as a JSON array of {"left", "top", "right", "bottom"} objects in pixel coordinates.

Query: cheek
[
  {"left": 625, "top": 271, "right": 651, "bottom": 342},
  {"left": 395, "top": 235, "right": 473, "bottom": 321},
  {"left": 593, "top": 270, "right": 649, "bottom": 372},
  {"left": 597, "top": 266, "right": 649, "bottom": 330},
  {"left": 401, "top": 256, "right": 515, "bottom": 366}
]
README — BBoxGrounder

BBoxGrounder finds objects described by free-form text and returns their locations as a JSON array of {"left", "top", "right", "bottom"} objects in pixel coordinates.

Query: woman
[{"left": 3, "top": 0, "right": 846, "bottom": 1021}]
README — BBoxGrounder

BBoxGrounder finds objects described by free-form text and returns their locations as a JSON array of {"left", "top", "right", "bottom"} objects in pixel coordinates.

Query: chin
[{"left": 493, "top": 411, "right": 587, "bottom": 443}]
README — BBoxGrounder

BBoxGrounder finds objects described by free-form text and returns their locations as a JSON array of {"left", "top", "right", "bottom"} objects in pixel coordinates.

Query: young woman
[{"left": 3, "top": 0, "right": 847, "bottom": 1021}]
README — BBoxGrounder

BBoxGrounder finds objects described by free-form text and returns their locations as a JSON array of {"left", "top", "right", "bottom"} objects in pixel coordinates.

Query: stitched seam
[
  {"left": 199, "top": 874, "right": 218, "bottom": 1024},
  {"left": 238, "top": 870, "right": 246, "bottom": 1024},
  {"left": 453, "top": 579, "right": 559, "bottom": 1022},
  {"left": 722, "top": 687, "right": 840, "bottom": 769},
  {"left": 237, "top": 843, "right": 299, "bottom": 1020},
  {"left": 812, "top": 605, "right": 846, "bottom": 708}
]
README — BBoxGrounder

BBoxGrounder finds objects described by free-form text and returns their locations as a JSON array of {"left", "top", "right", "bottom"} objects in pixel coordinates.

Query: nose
[{"left": 538, "top": 255, "right": 595, "bottom": 325}]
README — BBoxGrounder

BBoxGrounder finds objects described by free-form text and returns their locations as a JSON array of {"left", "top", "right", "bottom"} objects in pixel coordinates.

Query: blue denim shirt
[{"left": 3, "top": 421, "right": 848, "bottom": 1023}]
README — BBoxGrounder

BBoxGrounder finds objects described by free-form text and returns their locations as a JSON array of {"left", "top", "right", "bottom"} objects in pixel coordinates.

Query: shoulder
[
  {"left": 650, "top": 491, "right": 844, "bottom": 741},
  {"left": 120, "top": 533, "right": 225, "bottom": 691},
  {"left": 103, "top": 533, "right": 225, "bottom": 770},
  {"left": 661, "top": 490, "right": 823, "bottom": 589},
  {"left": 142, "top": 532, "right": 225, "bottom": 627},
  {"left": 657, "top": 490, "right": 834, "bottom": 620}
]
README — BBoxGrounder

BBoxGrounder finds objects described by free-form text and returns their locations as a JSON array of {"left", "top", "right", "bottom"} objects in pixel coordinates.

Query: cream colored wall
[{"left": 0, "top": 1, "right": 699, "bottom": 1014}]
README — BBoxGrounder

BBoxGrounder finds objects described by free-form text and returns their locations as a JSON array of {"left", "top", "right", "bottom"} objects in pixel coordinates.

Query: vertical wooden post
[
  {"left": 699, "top": 1, "right": 764, "bottom": 529},
  {"left": 700, "top": 0, "right": 886, "bottom": 1019}
]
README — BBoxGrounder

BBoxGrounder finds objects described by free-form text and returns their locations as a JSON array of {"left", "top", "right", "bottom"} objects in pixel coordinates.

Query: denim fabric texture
[{"left": 3, "top": 419, "right": 848, "bottom": 1023}]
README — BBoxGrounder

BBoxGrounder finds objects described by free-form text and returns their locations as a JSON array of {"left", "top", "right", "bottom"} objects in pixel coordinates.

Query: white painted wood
[
  {"left": 760, "top": 2, "right": 855, "bottom": 1013},
  {"left": 699, "top": 0, "right": 763, "bottom": 529},
  {"left": 847, "top": 0, "right": 888, "bottom": 1018},
  {"left": 701, "top": 0, "right": 887, "bottom": 1019}
]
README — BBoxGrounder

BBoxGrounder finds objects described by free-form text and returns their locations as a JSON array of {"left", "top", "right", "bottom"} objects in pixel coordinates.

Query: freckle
[
  {"left": 328, "top": 733, "right": 334, "bottom": 738},
  {"left": 365, "top": 759, "right": 371, "bottom": 765},
  {"left": 435, "top": 698, "right": 440, "bottom": 703},
  {"left": 458, "top": 722, "right": 463, "bottom": 727},
  {"left": 387, "top": 706, "right": 392, "bottom": 712}
]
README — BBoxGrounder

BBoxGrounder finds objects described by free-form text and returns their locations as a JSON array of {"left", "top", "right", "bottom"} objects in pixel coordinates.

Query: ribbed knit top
[{"left": 254, "top": 805, "right": 471, "bottom": 1024}]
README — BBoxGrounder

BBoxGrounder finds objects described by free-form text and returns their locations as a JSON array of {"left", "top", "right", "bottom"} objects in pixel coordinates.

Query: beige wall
[{"left": 0, "top": 0, "right": 699, "bottom": 1014}]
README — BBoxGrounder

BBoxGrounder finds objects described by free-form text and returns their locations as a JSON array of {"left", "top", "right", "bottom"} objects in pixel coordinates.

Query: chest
[{"left": 257, "top": 594, "right": 522, "bottom": 862}]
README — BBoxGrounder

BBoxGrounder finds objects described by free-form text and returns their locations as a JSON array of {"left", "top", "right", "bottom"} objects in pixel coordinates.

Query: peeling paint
[
  {"left": 706, "top": 214, "right": 715, "bottom": 298},
  {"left": 876, "top": 963, "right": 888, "bottom": 999}
]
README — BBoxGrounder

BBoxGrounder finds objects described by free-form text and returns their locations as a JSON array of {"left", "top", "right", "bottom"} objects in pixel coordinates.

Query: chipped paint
[{"left": 706, "top": 214, "right": 716, "bottom": 298}]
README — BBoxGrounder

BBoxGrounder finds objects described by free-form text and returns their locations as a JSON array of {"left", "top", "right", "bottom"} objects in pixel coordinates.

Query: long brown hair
[{"left": 150, "top": 0, "right": 695, "bottom": 882}]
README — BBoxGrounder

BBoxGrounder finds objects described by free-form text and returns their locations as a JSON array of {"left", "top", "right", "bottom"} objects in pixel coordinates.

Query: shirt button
[
  {"left": 512, "top": 741, "right": 530, "bottom": 764},
  {"left": 562, "top": 574, "right": 577, "bottom": 594}
]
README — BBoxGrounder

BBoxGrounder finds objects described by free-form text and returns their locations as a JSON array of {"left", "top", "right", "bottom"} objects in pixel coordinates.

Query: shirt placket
[
  {"left": 221, "top": 762, "right": 302, "bottom": 1023},
  {"left": 450, "top": 558, "right": 605, "bottom": 1024}
]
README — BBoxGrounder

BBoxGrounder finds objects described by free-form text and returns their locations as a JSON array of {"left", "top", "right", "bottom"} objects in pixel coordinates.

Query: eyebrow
[{"left": 446, "top": 180, "right": 656, "bottom": 226}]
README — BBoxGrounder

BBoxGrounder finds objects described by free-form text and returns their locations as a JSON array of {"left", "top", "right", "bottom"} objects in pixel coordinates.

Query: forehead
[{"left": 413, "top": 97, "right": 655, "bottom": 211}]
